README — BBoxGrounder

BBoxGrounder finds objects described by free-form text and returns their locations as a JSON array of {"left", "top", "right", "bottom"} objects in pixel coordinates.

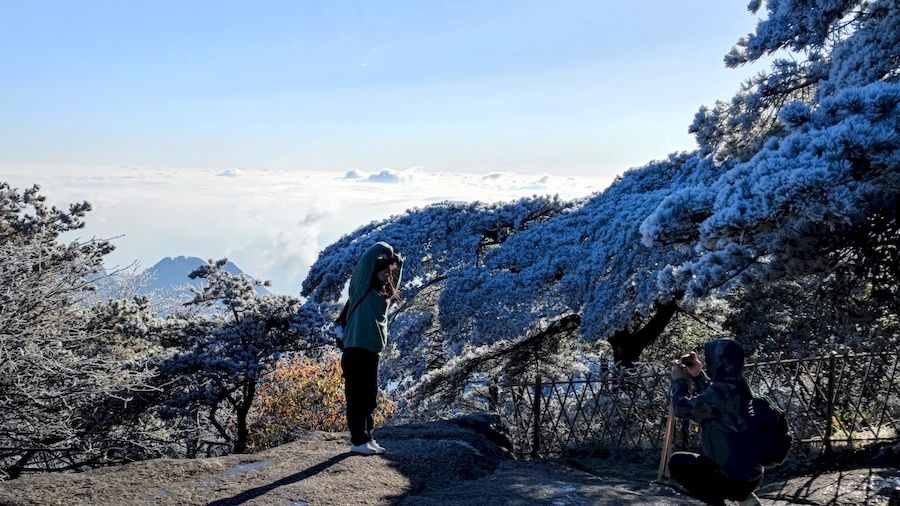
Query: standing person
[
  {"left": 668, "top": 338, "right": 764, "bottom": 506},
  {"left": 341, "top": 241, "right": 403, "bottom": 455}
]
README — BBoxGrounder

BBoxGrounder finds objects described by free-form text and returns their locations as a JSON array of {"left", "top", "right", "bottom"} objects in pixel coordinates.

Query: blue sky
[{"left": 1, "top": 1, "right": 764, "bottom": 176}]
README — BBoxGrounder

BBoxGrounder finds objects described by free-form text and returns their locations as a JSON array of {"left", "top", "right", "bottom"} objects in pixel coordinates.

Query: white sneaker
[
  {"left": 350, "top": 442, "right": 379, "bottom": 455},
  {"left": 369, "top": 439, "right": 386, "bottom": 454}
]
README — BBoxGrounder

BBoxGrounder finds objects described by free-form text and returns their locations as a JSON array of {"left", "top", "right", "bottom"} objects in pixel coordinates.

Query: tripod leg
[{"left": 657, "top": 403, "right": 675, "bottom": 481}]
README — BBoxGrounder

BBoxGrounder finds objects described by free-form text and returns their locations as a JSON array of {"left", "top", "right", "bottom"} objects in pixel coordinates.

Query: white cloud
[
  {"left": 218, "top": 169, "right": 243, "bottom": 177},
  {"left": 0, "top": 164, "right": 612, "bottom": 294},
  {"left": 342, "top": 167, "right": 418, "bottom": 184},
  {"left": 532, "top": 174, "right": 552, "bottom": 186},
  {"left": 482, "top": 172, "right": 507, "bottom": 181},
  {"left": 229, "top": 230, "right": 318, "bottom": 291},
  {"left": 366, "top": 169, "right": 402, "bottom": 183},
  {"left": 298, "top": 208, "right": 330, "bottom": 226}
]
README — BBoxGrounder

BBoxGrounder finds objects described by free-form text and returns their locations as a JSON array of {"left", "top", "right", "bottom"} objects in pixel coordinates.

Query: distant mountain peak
[{"left": 142, "top": 256, "right": 267, "bottom": 295}]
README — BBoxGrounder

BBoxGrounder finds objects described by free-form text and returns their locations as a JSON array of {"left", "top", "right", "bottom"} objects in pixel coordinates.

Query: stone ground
[{"left": 1, "top": 417, "right": 897, "bottom": 505}]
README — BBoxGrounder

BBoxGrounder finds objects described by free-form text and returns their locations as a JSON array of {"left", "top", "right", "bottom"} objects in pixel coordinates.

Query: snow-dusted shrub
[
  {"left": 155, "top": 259, "right": 329, "bottom": 454},
  {"left": 0, "top": 183, "right": 158, "bottom": 479}
]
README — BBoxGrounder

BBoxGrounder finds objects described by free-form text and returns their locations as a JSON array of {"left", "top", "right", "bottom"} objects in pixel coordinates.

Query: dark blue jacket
[{"left": 671, "top": 338, "right": 763, "bottom": 481}]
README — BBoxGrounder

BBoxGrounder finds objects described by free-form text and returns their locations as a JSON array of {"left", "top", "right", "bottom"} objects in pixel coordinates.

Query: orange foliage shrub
[{"left": 248, "top": 352, "right": 395, "bottom": 450}]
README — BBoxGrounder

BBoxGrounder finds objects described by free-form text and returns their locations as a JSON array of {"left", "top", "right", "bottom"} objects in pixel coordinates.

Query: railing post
[
  {"left": 488, "top": 382, "right": 499, "bottom": 412},
  {"left": 824, "top": 351, "right": 837, "bottom": 458},
  {"left": 532, "top": 372, "right": 542, "bottom": 458}
]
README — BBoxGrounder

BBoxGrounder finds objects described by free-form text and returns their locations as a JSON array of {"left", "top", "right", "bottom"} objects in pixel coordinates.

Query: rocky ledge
[{"left": 1, "top": 414, "right": 896, "bottom": 505}]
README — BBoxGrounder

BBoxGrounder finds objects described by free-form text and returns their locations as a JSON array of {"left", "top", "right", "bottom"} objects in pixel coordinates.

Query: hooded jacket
[
  {"left": 671, "top": 338, "right": 763, "bottom": 481},
  {"left": 343, "top": 242, "right": 403, "bottom": 354}
]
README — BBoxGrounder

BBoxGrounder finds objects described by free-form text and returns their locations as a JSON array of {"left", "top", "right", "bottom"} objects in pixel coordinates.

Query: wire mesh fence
[{"left": 494, "top": 351, "right": 900, "bottom": 459}]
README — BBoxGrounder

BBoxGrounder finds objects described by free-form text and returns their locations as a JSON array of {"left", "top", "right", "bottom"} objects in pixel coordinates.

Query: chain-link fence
[{"left": 494, "top": 351, "right": 900, "bottom": 459}]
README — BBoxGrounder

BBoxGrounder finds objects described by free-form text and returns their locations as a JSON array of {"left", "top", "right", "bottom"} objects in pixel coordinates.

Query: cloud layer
[{"left": 1, "top": 164, "right": 612, "bottom": 293}]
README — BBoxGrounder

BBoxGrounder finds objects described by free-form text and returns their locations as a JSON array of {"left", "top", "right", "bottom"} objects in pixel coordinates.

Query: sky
[{"left": 1, "top": 1, "right": 769, "bottom": 293}]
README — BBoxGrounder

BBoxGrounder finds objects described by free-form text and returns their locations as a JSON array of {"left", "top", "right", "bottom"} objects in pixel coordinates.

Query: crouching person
[{"left": 668, "top": 338, "right": 763, "bottom": 506}]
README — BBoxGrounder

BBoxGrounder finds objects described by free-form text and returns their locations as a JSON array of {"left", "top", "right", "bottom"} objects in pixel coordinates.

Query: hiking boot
[
  {"left": 736, "top": 493, "right": 761, "bottom": 506},
  {"left": 350, "top": 442, "right": 379, "bottom": 455},
  {"left": 369, "top": 439, "right": 386, "bottom": 454}
]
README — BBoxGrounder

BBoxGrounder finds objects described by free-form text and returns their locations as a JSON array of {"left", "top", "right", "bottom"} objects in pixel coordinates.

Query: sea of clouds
[{"left": 1, "top": 164, "right": 613, "bottom": 293}]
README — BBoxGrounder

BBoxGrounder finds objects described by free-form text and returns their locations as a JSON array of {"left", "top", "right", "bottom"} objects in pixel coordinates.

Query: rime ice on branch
[{"left": 305, "top": 0, "right": 899, "bottom": 408}]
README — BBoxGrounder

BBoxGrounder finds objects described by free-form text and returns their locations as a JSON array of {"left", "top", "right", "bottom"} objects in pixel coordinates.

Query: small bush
[{"left": 248, "top": 352, "right": 395, "bottom": 450}]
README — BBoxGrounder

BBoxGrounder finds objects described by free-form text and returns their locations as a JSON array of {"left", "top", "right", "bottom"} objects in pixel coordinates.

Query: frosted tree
[
  {"left": 302, "top": 196, "right": 570, "bottom": 300},
  {"left": 306, "top": 168, "right": 732, "bottom": 416},
  {"left": 644, "top": 0, "right": 899, "bottom": 323},
  {"left": 0, "top": 182, "right": 338, "bottom": 470},
  {"left": 437, "top": 154, "right": 726, "bottom": 368},
  {"left": 0, "top": 183, "right": 158, "bottom": 479},
  {"left": 301, "top": 196, "right": 573, "bottom": 394},
  {"left": 158, "top": 259, "right": 328, "bottom": 454},
  {"left": 404, "top": 314, "right": 583, "bottom": 415},
  {"left": 693, "top": 0, "right": 898, "bottom": 162},
  {"left": 722, "top": 275, "right": 899, "bottom": 359}
]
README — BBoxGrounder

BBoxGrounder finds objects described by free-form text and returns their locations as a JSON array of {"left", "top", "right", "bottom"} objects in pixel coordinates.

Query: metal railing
[{"left": 494, "top": 351, "right": 900, "bottom": 459}]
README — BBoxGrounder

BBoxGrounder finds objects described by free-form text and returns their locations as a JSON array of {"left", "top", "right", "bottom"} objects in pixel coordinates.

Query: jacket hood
[
  {"left": 348, "top": 242, "right": 396, "bottom": 304},
  {"left": 703, "top": 338, "right": 745, "bottom": 381}
]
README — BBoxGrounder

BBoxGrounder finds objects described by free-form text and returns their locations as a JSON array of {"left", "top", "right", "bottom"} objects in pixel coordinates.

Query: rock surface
[{"left": 0, "top": 416, "right": 896, "bottom": 505}]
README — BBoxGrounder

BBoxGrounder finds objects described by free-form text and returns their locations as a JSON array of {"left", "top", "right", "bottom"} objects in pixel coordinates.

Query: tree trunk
[
  {"left": 608, "top": 297, "right": 681, "bottom": 367},
  {"left": 234, "top": 379, "right": 256, "bottom": 454}
]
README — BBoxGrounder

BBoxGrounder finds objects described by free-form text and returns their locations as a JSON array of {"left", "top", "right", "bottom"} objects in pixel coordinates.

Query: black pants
[
  {"left": 668, "top": 452, "right": 762, "bottom": 506},
  {"left": 341, "top": 347, "right": 379, "bottom": 446}
]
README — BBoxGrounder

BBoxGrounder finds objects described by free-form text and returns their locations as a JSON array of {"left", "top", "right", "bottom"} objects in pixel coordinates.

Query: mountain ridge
[{"left": 141, "top": 256, "right": 268, "bottom": 296}]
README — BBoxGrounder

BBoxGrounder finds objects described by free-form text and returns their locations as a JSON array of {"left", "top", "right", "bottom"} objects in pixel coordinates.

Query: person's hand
[{"left": 680, "top": 351, "right": 703, "bottom": 378}]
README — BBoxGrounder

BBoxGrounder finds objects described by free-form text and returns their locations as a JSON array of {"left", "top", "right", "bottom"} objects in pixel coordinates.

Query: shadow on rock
[{"left": 208, "top": 453, "right": 352, "bottom": 506}]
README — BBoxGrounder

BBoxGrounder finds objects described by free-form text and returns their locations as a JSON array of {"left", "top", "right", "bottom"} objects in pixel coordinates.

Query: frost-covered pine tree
[
  {"left": 643, "top": 0, "right": 899, "bottom": 319},
  {"left": 437, "top": 154, "right": 725, "bottom": 368},
  {"left": 0, "top": 183, "right": 157, "bottom": 479},
  {"left": 158, "top": 259, "right": 328, "bottom": 454}
]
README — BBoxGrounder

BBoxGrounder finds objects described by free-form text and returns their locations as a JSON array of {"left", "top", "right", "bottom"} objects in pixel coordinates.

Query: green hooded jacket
[
  {"left": 671, "top": 338, "right": 763, "bottom": 481},
  {"left": 343, "top": 242, "right": 403, "bottom": 354}
]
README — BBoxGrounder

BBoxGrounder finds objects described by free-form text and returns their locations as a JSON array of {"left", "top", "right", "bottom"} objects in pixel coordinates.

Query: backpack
[{"left": 747, "top": 393, "right": 792, "bottom": 468}]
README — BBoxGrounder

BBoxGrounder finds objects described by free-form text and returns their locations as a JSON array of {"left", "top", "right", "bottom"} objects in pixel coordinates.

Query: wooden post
[
  {"left": 531, "top": 372, "right": 542, "bottom": 459},
  {"left": 657, "top": 403, "right": 676, "bottom": 481},
  {"left": 824, "top": 351, "right": 837, "bottom": 458}
]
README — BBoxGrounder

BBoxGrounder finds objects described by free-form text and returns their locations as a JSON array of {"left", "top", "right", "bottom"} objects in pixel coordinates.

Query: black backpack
[{"left": 747, "top": 393, "right": 792, "bottom": 468}]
